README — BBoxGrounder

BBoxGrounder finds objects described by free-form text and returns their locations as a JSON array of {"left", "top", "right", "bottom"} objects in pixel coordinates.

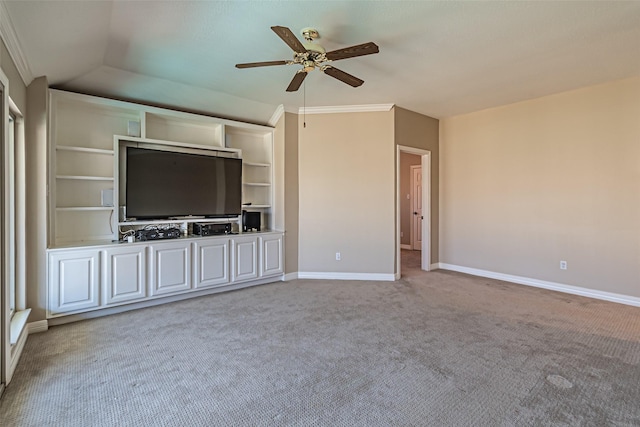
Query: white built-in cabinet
[
  {"left": 48, "top": 249, "right": 101, "bottom": 314},
  {"left": 47, "top": 232, "right": 283, "bottom": 318},
  {"left": 149, "top": 240, "right": 192, "bottom": 296},
  {"left": 193, "top": 238, "right": 230, "bottom": 289},
  {"left": 47, "top": 90, "right": 283, "bottom": 320},
  {"left": 103, "top": 245, "right": 146, "bottom": 305},
  {"left": 232, "top": 235, "right": 259, "bottom": 282},
  {"left": 49, "top": 89, "right": 274, "bottom": 247}
]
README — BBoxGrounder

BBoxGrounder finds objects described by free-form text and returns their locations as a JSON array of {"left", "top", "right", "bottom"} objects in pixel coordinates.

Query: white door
[
  {"left": 232, "top": 236, "right": 258, "bottom": 282},
  {"left": 260, "top": 234, "right": 284, "bottom": 277},
  {"left": 193, "top": 238, "right": 230, "bottom": 289},
  {"left": 411, "top": 165, "right": 422, "bottom": 250},
  {"left": 150, "top": 241, "right": 191, "bottom": 296},
  {"left": 104, "top": 245, "right": 146, "bottom": 305},
  {"left": 49, "top": 250, "right": 101, "bottom": 315}
]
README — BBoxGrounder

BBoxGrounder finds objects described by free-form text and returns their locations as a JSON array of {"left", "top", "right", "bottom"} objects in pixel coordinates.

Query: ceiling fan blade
[
  {"left": 271, "top": 26, "right": 307, "bottom": 53},
  {"left": 322, "top": 66, "right": 364, "bottom": 88},
  {"left": 325, "top": 42, "right": 379, "bottom": 61},
  {"left": 235, "top": 60, "right": 289, "bottom": 69},
  {"left": 286, "top": 71, "right": 307, "bottom": 92}
]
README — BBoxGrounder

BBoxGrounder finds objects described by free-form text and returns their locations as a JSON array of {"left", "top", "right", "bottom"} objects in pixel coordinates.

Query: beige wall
[
  {"left": 283, "top": 112, "right": 299, "bottom": 274},
  {"left": 399, "top": 152, "right": 420, "bottom": 246},
  {"left": 440, "top": 76, "right": 640, "bottom": 298},
  {"left": 298, "top": 111, "right": 395, "bottom": 275},
  {"left": 394, "top": 107, "right": 440, "bottom": 263}
]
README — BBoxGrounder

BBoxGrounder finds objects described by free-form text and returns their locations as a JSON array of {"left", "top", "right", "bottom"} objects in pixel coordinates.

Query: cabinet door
[
  {"left": 193, "top": 238, "right": 230, "bottom": 289},
  {"left": 260, "top": 234, "right": 284, "bottom": 277},
  {"left": 104, "top": 245, "right": 147, "bottom": 305},
  {"left": 231, "top": 236, "right": 258, "bottom": 282},
  {"left": 49, "top": 250, "right": 101, "bottom": 315},
  {"left": 149, "top": 241, "right": 191, "bottom": 296}
]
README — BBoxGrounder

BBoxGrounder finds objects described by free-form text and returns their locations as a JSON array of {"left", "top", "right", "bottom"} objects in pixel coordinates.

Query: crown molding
[
  {"left": 0, "top": 1, "right": 34, "bottom": 86},
  {"left": 267, "top": 104, "right": 285, "bottom": 127},
  {"left": 298, "top": 104, "right": 395, "bottom": 115}
]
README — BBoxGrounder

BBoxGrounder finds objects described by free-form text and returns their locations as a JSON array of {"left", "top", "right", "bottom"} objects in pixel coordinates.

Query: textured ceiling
[{"left": 4, "top": 1, "right": 640, "bottom": 125}]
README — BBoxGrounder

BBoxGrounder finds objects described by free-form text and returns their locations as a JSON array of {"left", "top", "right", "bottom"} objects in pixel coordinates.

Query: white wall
[
  {"left": 298, "top": 111, "right": 395, "bottom": 277},
  {"left": 440, "top": 76, "right": 640, "bottom": 298}
]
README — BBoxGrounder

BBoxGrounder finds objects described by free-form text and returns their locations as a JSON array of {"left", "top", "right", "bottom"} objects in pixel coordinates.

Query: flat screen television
[{"left": 125, "top": 146, "right": 242, "bottom": 220}]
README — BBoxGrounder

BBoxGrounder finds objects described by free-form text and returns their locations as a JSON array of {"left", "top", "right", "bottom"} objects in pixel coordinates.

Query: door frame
[{"left": 396, "top": 145, "right": 431, "bottom": 276}]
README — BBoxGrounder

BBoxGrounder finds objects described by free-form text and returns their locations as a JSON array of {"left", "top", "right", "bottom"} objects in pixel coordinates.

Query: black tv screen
[{"left": 126, "top": 147, "right": 242, "bottom": 220}]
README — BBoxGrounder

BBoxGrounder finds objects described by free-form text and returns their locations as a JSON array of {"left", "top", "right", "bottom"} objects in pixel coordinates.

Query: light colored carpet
[{"left": 1, "top": 252, "right": 640, "bottom": 426}]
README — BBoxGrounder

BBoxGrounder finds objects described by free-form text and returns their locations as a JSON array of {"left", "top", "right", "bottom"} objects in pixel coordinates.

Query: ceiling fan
[{"left": 235, "top": 26, "right": 379, "bottom": 92}]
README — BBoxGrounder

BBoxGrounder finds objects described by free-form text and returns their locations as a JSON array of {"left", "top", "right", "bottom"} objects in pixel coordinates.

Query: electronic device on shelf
[
  {"left": 193, "top": 222, "right": 232, "bottom": 236},
  {"left": 242, "top": 211, "right": 261, "bottom": 232},
  {"left": 134, "top": 227, "right": 182, "bottom": 241}
]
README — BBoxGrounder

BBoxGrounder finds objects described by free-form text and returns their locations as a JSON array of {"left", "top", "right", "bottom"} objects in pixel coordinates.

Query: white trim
[
  {"left": 298, "top": 272, "right": 396, "bottom": 281},
  {"left": 9, "top": 308, "right": 29, "bottom": 345},
  {"left": 397, "top": 146, "right": 431, "bottom": 275},
  {"left": 27, "top": 320, "right": 48, "bottom": 334},
  {"left": 0, "top": 2, "right": 34, "bottom": 85},
  {"left": 298, "top": 104, "right": 394, "bottom": 115},
  {"left": 430, "top": 263, "right": 440, "bottom": 270},
  {"left": 8, "top": 321, "right": 27, "bottom": 383},
  {"left": 282, "top": 272, "right": 299, "bottom": 281},
  {"left": 400, "top": 244, "right": 412, "bottom": 250},
  {"left": 267, "top": 104, "right": 285, "bottom": 127},
  {"left": 438, "top": 263, "right": 640, "bottom": 307}
]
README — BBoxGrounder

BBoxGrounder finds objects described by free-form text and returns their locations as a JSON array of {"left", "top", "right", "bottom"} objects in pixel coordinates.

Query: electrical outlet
[
  {"left": 560, "top": 260, "right": 567, "bottom": 270},
  {"left": 400, "top": 231, "right": 404, "bottom": 238},
  {"left": 336, "top": 252, "right": 341, "bottom": 261}
]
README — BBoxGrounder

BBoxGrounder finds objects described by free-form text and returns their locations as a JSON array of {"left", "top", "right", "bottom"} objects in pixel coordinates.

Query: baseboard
[
  {"left": 430, "top": 263, "right": 440, "bottom": 270},
  {"left": 438, "top": 263, "right": 640, "bottom": 307},
  {"left": 28, "top": 320, "right": 49, "bottom": 334},
  {"left": 282, "top": 272, "right": 299, "bottom": 281},
  {"left": 298, "top": 272, "right": 396, "bottom": 281},
  {"left": 400, "top": 244, "right": 412, "bottom": 250}
]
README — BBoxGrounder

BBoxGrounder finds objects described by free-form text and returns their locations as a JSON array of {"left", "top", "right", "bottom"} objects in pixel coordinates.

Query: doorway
[
  {"left": 396, "top": 146, "right": 431, "bottom": 277},
  {"left": 410, "top": 165, "right": 422, "bottom": 250}
]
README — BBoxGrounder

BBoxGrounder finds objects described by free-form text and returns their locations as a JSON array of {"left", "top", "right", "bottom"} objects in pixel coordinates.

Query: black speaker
[{"left": 243, "top": 211, "right": 261, "bottom": 232}]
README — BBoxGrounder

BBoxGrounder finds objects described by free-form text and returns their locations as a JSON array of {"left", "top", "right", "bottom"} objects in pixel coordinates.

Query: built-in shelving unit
[
  {"left": 49, "top": 89, "right": 276, "bottom": 247},
  {"left": 226, "top": 127, "right": 273, "bottom": 220},
  {"left": 46, "top": 90, "right": 283, "bottom": 323}
]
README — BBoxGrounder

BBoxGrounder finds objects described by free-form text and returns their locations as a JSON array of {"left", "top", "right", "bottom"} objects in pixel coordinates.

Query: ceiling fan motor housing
[{"left": 301, "top": 27, "right": 320, "bottom": 41}]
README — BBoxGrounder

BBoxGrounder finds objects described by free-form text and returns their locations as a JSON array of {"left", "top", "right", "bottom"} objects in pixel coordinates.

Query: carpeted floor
[{"left": 1, "top": 251, "right": 639, "bottom": 426}]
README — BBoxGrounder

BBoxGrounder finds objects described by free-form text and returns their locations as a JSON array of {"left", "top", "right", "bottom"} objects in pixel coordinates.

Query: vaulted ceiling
[{"left": 3, "top": 1, "right": 640, "bottom": 125}]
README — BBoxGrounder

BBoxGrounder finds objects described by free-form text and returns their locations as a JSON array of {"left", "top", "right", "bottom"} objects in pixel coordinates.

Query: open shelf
[
  {"left": 57, "top": 145, "right": 114, "bottom": 155},
  {"left": 56, "top": 175, "right": 114, "bottom": 181},
  {"left": 243, "top": 161, "right": 270, "bottom": 167},
  {"left": 57, "top": 207, "right": 115, "bottom": 212}
]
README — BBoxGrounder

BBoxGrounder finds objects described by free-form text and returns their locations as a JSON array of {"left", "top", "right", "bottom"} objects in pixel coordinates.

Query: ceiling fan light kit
[{"left": 235, "top": 26, "right": 379, "bottom": 92}]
